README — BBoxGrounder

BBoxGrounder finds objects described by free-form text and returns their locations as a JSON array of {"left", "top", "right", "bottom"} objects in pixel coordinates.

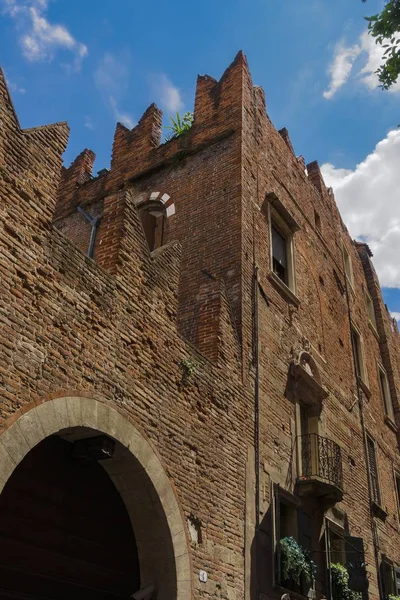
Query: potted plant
[
  {"left": 331, "top": 563, "right": 363, "bottom": 600},
  {"left": 279, "top": 536, "right": 317, "bottom": 592}
]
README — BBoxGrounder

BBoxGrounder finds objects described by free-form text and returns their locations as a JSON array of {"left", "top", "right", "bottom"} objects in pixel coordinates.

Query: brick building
[{"left": 1, "top": 52, "right": 400, "bottom": 600}]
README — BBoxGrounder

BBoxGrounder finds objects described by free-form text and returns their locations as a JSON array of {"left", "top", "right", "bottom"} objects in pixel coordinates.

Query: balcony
[{"left": 296, "top": 433, "right": 343, "bottom": 504}]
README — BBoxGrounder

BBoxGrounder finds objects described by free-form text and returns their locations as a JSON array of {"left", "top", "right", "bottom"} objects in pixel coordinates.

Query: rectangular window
[
  {"left": 343, "top": 243, "right": 354, "bottom": 288},
  {"left": 365, "top": 289, "right": 377, "bottom": 330},
  {"left": 272, "top": 225, "right": 288, "bottom": 284},
  {"left": 379, "top": 365, "right": 394, "bottom": 422},
  {"left": 366, "top": 434, "right": 381, "bottom": 505},
  {"left": 314, "top": 210, "right": 321, "bottom": 232},
  {"left": 351, "top": 326, "right": 367, "bottom": 384},
  {"left": 329, "top": 529, "right": 346, "bottom": 565},
  {"left": 381, "top": 559, "right": 395, "bottom": 598},
  {"left": 267, "top": 195, "right": 299, "bottom": 299},
  {"left": 395, "top": 567, "right": 400, "bottom": 596},
  {"left": 380, "top": 560, "right": 400, "bottom": 598},
  {"left": 395, "top": 472, "right": 400, "bottom": 519},
  {"left": 326, "top": 521, "right": 367, "bottom": 600}
]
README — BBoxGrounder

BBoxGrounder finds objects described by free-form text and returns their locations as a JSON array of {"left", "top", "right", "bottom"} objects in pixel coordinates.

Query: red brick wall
[{"left": 2, "top": 51, "right": 400, "bottom": 600}]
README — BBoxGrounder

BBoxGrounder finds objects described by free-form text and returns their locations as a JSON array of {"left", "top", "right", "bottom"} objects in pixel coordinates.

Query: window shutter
[
  {"left": 274, "top": 484, "right": 281, "bottom": 584},
  {"left": 344, "top": 536, "right": 367, "bottom": 593},
  {"left": 325, "top": 521, "right": 333, "bottom": 600},
  {"left": 298, "top": 510, "right": 311, "bottom": 552},
  {"left": 366, "top": 436, "right": 381, "bottom": 505},
  {"left": 380, "top": 560, "right": 395, "bottom": 598},
  {"left": 395, "top": 567, "right": 400, "bottom": 596},
  {"left": 351, "top": 330, "right": 361, "bottom": 378}
]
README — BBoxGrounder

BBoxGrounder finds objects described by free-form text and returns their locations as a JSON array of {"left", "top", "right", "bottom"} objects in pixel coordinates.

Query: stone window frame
[
  {"left": 378, "top": 362, "right": 395, "bottom": 425},
  {"left": 365, "top": 287, "right": 378, "bottom": 334},
  {"left": 265, "top": 193, "right": 300, "bottom": 307},
  {"left": 393, "top": 468, "right": 400, "bottom": 525},
  {"left": 342, "top": 241, "right": 354, "bottom": 293},
  {"left": 350, "top": 323, "right": 369, "bottom": 389},
  {"left": 365, "top": 431, "right": 383, "bottom": 509},
  {"left": 381, "top": 555, "right": 400, "bottom": 598}
]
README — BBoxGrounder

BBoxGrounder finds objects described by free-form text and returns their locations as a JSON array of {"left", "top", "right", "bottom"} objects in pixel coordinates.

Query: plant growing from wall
[
  {"left": 165, "top": 112, "right": 194, "bottom": 141},
  {"left": 279, "top": 536, "right": 317, "bottom": 585},
  {"left": 331, "top": 563, "right": 363, "bottom": 600},
  {"left": 179, "top": 358, "right": 197, "bottom": 386},
  {"left": 388, "top": 595, "right": 400, "bottom": 600}
]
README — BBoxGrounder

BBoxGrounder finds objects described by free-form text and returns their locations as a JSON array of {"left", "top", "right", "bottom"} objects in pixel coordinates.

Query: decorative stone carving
[{"left": 290, "top": 338, "right": 327, "bottom": 403}]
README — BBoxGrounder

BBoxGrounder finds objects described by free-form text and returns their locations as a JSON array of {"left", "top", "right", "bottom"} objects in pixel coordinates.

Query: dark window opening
[
  {"left": 365, "top": 290, "right": 377, "bottom": 329},
  {"left": 326, "top": 523, "right": 367, "bottom": 600},
  {"left": 379, "top": 368, "right": 394, "bottom": 421},
  {"left": 139, "top": 203, "right": 165, "bottom": 252},
  {"left": 314, "top": 210, "right": 321, "bottom": 231},
  {"left": 351, "top": 328, "right": 362, "bottom": 380},
  {"left": 275, "top": 488, "right": 313, "bottom": 596},
  {"left": 381, "top": 560, "right": 400, "bottom": 599},
  {"left": 395, "top": 473, "right": 400, "bottom": 518},
  {"left": 272, "top": 225, "right": 288, "bottom": 284}
]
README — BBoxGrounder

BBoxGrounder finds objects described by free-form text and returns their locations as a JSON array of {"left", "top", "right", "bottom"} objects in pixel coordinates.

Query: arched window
[{"left": 138, "top": 200, "right": 166, "bottom": 252}]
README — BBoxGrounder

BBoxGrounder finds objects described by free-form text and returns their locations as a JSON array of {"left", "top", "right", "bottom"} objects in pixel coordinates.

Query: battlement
[{"left": 2, "top": 52, "right": 397, "bottom": 375}]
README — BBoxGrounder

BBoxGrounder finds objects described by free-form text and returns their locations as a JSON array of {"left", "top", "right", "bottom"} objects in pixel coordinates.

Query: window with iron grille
[{"left": 366, "top": 434, "right": 381, "bottom": 505}]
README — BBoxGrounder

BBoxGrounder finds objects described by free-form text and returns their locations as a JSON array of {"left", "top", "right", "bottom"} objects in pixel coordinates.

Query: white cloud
[
  {"left": 321, "top": 129, "right": 400, "bottom": 288},
  {"left": 1, "top": 0, "right": 87, "bottom": 68},
  {"left": 4, "top": 71, "right": 26, "bottom": 93},
  {"left": 323, "top": 31, "right": 400, "bottom": 98},
  {"left": 84, "top": 115, "right": 95, "bottom": 130},
  {"left": 109, "top": 96, "right": 134, "bottom": 129},
  {"left": 323, "top": 41, "right": 361, "bottom": 99},
  {"left": 94, "top": 53, "right": 135, "bottom": 129},
  {"left": 149, "top": 73, "right": 183, "bottom": 113},
  {"left": 391, "top": 312, "right": 400, "bottom": 324}
]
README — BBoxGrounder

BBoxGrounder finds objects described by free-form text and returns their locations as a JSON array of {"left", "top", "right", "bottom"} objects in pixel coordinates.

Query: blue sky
[{"left": 1, "top": 0, "right": 399, "bottom": 318}]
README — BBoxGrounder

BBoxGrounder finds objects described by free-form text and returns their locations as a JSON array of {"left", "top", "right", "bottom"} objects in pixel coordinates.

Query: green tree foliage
[
  {"left": 363, "top": 0, "right": 400, "bottom": 89},
  {"left": 165, "top": 112, "right": 194, "bottom": 142}
]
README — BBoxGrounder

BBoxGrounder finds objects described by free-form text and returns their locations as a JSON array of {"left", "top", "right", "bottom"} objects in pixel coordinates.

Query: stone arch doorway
[
  {"left": 0, "top": 434, "right": 140, "bottom": 600},
  {"left": 0, "top": 397, "right": 191, "bottom": 600}
]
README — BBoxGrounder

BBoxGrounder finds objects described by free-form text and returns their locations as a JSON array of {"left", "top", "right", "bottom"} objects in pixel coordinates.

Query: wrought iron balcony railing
[{"left": 298, "top": 433, "right": 343, "bottom": 491}]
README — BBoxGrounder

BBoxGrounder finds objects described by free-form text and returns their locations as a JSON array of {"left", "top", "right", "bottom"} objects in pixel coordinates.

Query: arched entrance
[
  {"left": 0, "top": 398, "right": 191, "bottom": 600},
  {"left": 0, "top": 435, "right": 140, "bottom": 600}
]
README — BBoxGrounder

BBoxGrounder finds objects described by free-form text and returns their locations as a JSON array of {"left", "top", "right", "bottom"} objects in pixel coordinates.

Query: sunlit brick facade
[{"left": 1, "top": 53, "right": 400, "bottom": 600}]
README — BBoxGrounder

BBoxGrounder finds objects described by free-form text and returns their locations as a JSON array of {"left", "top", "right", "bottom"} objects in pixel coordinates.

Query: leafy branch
[{"left": 362, "top": 0, "right": 400, "bottom": 90}]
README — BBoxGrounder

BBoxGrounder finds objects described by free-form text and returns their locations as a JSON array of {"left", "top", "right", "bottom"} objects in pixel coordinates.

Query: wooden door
[{"left": 0, "top": 436, "right": 140, "bottom": 600}]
